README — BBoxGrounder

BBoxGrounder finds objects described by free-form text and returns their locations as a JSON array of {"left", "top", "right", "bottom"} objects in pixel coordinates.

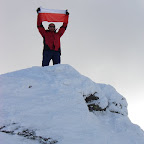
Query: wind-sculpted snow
[{"left": 0, "top": 64, "right": 144, "bottom": 144}]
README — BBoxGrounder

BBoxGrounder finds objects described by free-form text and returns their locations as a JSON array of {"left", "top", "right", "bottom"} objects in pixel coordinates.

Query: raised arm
[
  {"left": 57, "top": 11, "right": 69, "bottom": 37},
  {"left": 37, "top": 8, "right": 46, "bottom": 38}
]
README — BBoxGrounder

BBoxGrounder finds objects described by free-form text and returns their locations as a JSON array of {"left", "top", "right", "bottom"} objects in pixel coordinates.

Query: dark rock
[
  {"left": 110, "top": 110, "right": 124, "bottom": 115},
  {"left": 1, "top": 130, "right": 14, "bottom": 135},
  {"left": 0, "top": 126, "right": 6, "bottom": 130},
  {"left": 84, "top": 92, "right": 106, "bottom": 112},
  {"left": 88, "top": 104, "right": 106, "bottom": 112},
  {"left": 0, "top": 124, "right": 58, "bottom": 144},
  {"left": 85, "top": 93, "right": 99, "bottom": 103}
]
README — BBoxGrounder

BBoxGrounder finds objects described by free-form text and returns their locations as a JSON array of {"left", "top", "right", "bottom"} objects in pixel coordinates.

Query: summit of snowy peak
[
  {"left": 0, "top": 64, "right": 144, "bottom": 144},
  {"left": 0, "top": 64, "right": 128, "bottom": 115}
]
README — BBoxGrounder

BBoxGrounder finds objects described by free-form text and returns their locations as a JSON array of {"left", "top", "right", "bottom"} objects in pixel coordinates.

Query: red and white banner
[{"left": 37, "top": 7, "right": 68, "bottom": 24}]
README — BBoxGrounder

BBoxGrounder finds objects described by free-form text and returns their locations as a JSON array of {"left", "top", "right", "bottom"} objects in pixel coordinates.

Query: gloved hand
[
  {"left": 66, "top": 10, "right": 69, "bottom": 15},
  {"left": 36, "top": 7, "right": 41, "bottom": 13}
]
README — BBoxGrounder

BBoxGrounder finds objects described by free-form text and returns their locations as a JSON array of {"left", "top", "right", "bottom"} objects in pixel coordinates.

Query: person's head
[{"left": 48, "top": 23, "right": 55, "bottom": 31}]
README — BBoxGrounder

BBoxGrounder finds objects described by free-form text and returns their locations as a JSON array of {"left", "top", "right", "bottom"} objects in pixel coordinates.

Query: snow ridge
[{"left": 0, "top": 64, "right": 144, "bottom": 144}]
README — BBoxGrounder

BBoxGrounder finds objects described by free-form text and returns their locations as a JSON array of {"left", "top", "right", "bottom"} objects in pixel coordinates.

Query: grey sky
[{"left": 0, "top": 0, "right": 144, "bottom": 129}]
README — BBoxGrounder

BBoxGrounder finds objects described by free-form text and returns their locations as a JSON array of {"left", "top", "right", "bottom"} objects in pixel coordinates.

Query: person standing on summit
[{"left": 37, "top": 7, "right": 69, "bottom": 66}]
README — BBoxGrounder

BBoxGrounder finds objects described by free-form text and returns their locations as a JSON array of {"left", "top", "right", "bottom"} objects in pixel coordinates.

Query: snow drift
[{"left": 0, "top": 64, "right": 144, "bottom": 144}]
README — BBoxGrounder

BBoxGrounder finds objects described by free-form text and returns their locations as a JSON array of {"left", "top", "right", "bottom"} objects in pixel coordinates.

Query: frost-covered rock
[
  {"left": 0, "top": 64, "right": 144, "bottom": 144},
  {"left": 83, "top": 89, "right": 128, "bottom": 115}
]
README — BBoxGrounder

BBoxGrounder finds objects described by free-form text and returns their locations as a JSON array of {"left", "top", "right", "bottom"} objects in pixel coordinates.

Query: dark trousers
[{"left": 42, "top": 50, "right": 61, "bottom": 66}]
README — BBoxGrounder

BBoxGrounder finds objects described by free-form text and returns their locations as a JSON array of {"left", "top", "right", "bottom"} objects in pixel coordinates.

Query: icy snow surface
[{"left": 0, "top": 64, "right": 144, "bottom": 144}]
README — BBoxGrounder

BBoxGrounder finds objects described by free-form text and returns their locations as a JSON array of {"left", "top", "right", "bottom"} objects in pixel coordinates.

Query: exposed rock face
[
  {"left": 0, "top": 123, "right": 57, "bottom": 144},
  {"left": 84, "top": 92, "right": 106, "bottom": 112},
  {"left": 84, "top": 91, "right": 127, "bottom": 115}
]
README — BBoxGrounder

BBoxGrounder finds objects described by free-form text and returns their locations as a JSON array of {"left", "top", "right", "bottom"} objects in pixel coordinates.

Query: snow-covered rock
[{"left": 0, "top": 64, "right": 144, "bottom": 144}]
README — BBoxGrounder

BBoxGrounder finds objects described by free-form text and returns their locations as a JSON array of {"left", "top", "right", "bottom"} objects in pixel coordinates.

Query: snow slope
[{"left": 0, "top": 64, "right": 144, "bottom": 144}]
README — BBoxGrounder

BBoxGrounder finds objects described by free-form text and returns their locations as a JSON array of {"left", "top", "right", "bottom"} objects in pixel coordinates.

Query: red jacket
[{"left": 37, "top": 15, "right": 69, "bottom": 51}]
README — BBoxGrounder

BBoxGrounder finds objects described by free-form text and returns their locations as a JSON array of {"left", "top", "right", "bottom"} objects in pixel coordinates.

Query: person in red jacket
[{"left": 37, "top": 8, "right": 69, "bottom": 66}]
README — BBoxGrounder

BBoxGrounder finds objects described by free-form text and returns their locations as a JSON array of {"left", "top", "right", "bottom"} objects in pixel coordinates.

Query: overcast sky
[{"left": 0, "top": 0, "right": 144, "bottom": 129}]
